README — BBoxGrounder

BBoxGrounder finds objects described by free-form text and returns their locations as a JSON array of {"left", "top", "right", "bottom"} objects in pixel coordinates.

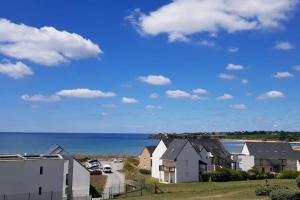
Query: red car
[{"left": 90, "top": 169, "right": 102, "bottom": 176}]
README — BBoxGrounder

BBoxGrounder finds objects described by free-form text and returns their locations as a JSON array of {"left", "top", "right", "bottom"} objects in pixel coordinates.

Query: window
[
  {"left": 38, "top": 187, "right": 42, "bottom": 195},
  {"left": 40, "top": 166, "right": 43, "bottom": 175},
  {"left": 66, "top": 174, "right": 69, "bottom": 186}
]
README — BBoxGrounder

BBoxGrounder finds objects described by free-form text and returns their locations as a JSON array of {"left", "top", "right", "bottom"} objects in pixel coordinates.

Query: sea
[{"left": 0, "top": 132, "right": 299, "bottom": 156}]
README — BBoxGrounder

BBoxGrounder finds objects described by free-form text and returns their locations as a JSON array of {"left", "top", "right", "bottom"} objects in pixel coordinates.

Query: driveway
[{"left": 101, "top": 161, "right": 125, "bottom": 199}]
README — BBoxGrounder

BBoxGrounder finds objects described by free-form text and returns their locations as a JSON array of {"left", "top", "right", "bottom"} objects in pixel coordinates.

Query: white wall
[
  {"left": 241, "top": 143, "right": 250, "bottom": 155},
  {"left": 0, "top": 159, "right": 65, "bottom": 200},
  {"left": 151, "top": 140, "right": 167, "bottom": 179},
  {"left": 234, "top": 155, "right": 255, "bottom": 171},
  {"left": 176, "top": 142, "right": 202, "bottom": 183},
  {"left": 72, "top": 160, "right": 90, "bottom": 197},
  {"left": 297, "top": 160, "right": 300, "bottom": 171}
]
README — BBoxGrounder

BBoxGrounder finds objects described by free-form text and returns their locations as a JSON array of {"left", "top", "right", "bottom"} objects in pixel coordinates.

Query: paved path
[{"left": 102, "top": 161, "right": 125, "bottom": 199}]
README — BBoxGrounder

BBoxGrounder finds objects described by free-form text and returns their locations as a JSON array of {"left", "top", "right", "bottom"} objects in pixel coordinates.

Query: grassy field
[
  {"left": 118, "top": 179, "right": 298, "bottom": 200},
  {"left": 90, "top": 175, "right": 107, "bottom": 197}
]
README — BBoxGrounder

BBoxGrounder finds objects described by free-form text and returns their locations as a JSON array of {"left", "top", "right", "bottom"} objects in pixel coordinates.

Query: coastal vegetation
[
  {"left": 149, "top": 131, "right": 300, "bottom": 142},
  {"left": 90, "top": 175, "right": 107, "bottom": 198}
]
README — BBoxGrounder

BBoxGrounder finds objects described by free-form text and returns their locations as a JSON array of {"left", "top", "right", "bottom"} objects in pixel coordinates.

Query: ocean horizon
[{"left": 1, "top": 132, "right": 300, "bottom": 156}]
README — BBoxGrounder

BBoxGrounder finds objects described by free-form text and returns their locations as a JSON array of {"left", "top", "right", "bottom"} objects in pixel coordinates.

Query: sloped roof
[
  {"left": 162, "top": 138, "right": 173, "bottom": 147},
  {"left": 161, "top": 139, "right": 188, "bottom": 161},
  {"left": 145, "top": 145, "right": 156, "bottom": 156},
  {"left": 245, "top": 142, "right": 298, "bottom": 159}
]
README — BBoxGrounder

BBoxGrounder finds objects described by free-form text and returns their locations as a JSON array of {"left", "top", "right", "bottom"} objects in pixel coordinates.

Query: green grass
[
  {"left": 117, "top": 179, "right": 298, "bottom": 200},
  {"left": 90, "top": 175, "right": 107, "bottom": 197}
]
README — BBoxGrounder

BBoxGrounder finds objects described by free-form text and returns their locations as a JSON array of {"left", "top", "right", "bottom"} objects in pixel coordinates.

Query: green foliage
[
  {"left": 139, "top": 169, "right": 151, "bottom": 175},
  {"left": 202, "top": 172, "right": 212, "bottom": 182},
  {"left": 124, "top": 163, "right": 134, "bottom": 171},
  {"left": 277, "top": 170, "right": 300, "bottom": 179},
  {"left": 127, "top": 157, "right": 139, "bottom": 166},
  {"left": 269, "top": 189, "right": 300, "bottom": 200},
  {"left": 255, "top": 185, "right": 288, "bottom": 196},
  {"left": 295, "top": 175, "right": 300, "bottom": 188}
]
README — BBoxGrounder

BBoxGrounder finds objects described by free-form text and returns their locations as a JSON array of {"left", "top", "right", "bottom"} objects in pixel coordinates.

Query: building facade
[{"left": 138, "top": 146, "right": 156, "bottom": 170}]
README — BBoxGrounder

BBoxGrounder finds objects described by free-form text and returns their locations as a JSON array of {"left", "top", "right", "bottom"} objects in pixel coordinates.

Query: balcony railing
[{"left": 159, "top": 165, "right": 175, "bottom": 172}]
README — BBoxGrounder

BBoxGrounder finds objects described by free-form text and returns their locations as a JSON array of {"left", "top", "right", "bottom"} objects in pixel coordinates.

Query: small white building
[
  {"left": 158, "top": 139, "right": 207, "bottom": 183},
  {"left": 151, "top": 139, "right": 173, "bottom": 179},
  {"left": 0, "top": 145, "right": 91, "bottom": 200}
]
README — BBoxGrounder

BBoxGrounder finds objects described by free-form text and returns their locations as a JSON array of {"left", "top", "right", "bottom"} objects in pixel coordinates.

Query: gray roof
[
  {"left": 162, "top": 138, "right": 173, "bottom": 147},
  {"left": 245, "top": 142, "right": 298, "bottom": 159},
  {"left": 161, "top": 139, "right": 189, "bottom": 161},
  {"left": 145, "top": 146, "right": 156, "bottom": 156}
]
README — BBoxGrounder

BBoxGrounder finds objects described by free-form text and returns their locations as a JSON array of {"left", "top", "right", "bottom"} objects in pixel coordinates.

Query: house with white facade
[
  {"left": 158, "top": 139, "right": 208, "bottom": 183},
  {"left": 0, "top": 145, "right": 91, "bottom": 200},
  {"left": 232, "top": 142, "right": 300, "bottom": 172},
  {"left": 151, "top": 137, "right": 233, "bottom": 183},
  {"left": 151, "top": 139, "right": 173, "bottom": 179}
]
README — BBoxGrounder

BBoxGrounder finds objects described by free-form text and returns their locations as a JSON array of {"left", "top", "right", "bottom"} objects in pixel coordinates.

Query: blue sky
[{"left": 0, "top": 0, "right": 300, "bottom": 133}]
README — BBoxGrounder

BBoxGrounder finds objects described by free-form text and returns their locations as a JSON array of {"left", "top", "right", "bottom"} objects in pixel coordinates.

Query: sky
[{"left": 0, "top": 0, "right": 300, "bottom": 133}]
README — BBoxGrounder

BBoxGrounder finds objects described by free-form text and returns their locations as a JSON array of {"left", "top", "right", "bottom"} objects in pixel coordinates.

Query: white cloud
[
  {"left": 294, "top": 65, "right": 300, "bottom": 71},
  {"left": 273, "top": 71, "right": 294, "bottom": 78},
  {"left": 102, "top": 104, "right": 118, "bottom": 108},
  {"left": 56, "top": 88, "right": 116, "bottom": 98},
  {"left": 138, "top": 75, "right": 171, "bottom": 85},
  {"left": 0, "top": 61, "right": 33, "bottom": 79},
  {"left": 149, "top": 92, "right": 159, "bottom": 99},
  {"left": 127, "top": 0, "right": 297, "bottom": 42},
  {"left": 166, "top": 90, "right": 204, "bottom": 100},
  {"left": 0, "top": 18, "right": 102, "bottom": 66},
  {"left": 145, "top": 105, "right": 162, "bottom": 109},
  {"left": 228, "top": 47, "right": 239, "bottom": 53},
  {"left": 226, "top": 63, "right": 244, "bottom": 71},
  {"left": 218, "top": 73, "right": 235, "bottom": 80},
  {"left": 196, "top": 40, "right": 215, "bottom": 47},
  {"left": 230, "top": 104, "right": 247, "bottom": 110},
  {"left": 241, "top": 79, "right": 249, "bottom": 84},
  {"left": 257, "top": 90, "right": 285, "bottom": 99},
  {"left": 216, "top": 93, "right": 233, "bottom": 100},
  {"left": 121, "top": 97, "right": 138, "bottom": 104},
  {"left": 21, "top": 94, "right": 60, "bottom": 103},
  {"left": 192, "top": 88, "right": 208, "bottom": 95},
  {"left": 275, "top": 41, "right": 294, "bottom": 50},
  {"left": 101, "top": 112, "right": 109, "bottom": 117}
]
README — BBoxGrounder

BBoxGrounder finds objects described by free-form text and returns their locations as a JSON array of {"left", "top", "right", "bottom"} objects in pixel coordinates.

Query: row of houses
[
  {"left": 139, "top": 138, "right": 300, "bottom": 183},
  {"left": 0, "top": 145, "right": 90, "bottom": 200}
]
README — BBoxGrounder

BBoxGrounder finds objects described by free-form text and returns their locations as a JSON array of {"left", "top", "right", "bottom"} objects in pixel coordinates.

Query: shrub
[
  {"left": 269, "top": 189, "right": 299, "bottom": 200},
  {"left": 247, "top": 168, "right": 260, "bottom": 180},
  {"left": 202, "top": 172, "right": 212, "bottom": 182},
  {"left": 211, "top": 169, "right": 231, "bottom": 182},
  {"left": 277, "top": 170, "right": 300, "bottom": 179},
  {"left": 139, "top": 169, "right": 151, "bottom": 175},
  {"left": 127, "top": 157, "right": 139, "bottom": 166},
  {"left": 124, "top": 163, "right": 134, "bottom": 171},
  {"left": 255, "top": 185, "right": 288, "bottom": 196},
  {"left": 296, "top": 175, "right": 300, "bottom": 188}
]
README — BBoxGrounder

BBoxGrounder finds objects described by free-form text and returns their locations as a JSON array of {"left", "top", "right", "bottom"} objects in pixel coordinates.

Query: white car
[
  {"left": 103, "top": 164, "right": 112, "bottom": 173},
  {"left": 87, "top": 159, "right": 101, "bottom": 168},
  {"left": 113, "top": 159, "right": 123, "bottom": 163}
]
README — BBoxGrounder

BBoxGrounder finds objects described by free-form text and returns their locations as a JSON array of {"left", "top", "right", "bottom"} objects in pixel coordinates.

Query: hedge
[
  {"left": 277, "top": 170, "right": 300, "bottom": 179},
  {"left": 255, "top": 185, "right": 288, "bottom": 196},
  {"left": 139, "top": 169, "right": 151, "bottom": 175},
  {"left": 269, "top": 189, "right": 300, "bottom": 200},
  {"left": 296, "top": 175, "right": 300, "bottom": 188}
]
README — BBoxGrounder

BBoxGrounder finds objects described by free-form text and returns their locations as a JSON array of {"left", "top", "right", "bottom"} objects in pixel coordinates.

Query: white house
[
  {"left": 47, "top": 144, "right": 91, "bottom": 199},
  {"left": 151, "top": 139, "right": 173, "bottom": 179},
  {"left": 0, "top": 145, "right": 91, "bottom": 200},
  {"left": 158, "top": 139, "right": 207, "bottom": 183},
  {"left": 233, "top": 142, "right": 299, "bottom": 172},
  {"left": 0, "top": 154, "right": 68, "bottom": 200}
]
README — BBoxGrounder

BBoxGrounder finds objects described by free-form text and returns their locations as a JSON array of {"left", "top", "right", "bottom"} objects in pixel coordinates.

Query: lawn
[
  {"left": 90, "top": 175, "right": 107, "bottom": 197},
  {"left": 117, "top": 179, "right": 298, "bottom": 200}
]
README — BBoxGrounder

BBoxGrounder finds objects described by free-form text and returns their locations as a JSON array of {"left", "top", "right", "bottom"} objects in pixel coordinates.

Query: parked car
[
  {"left": 103, "top": 164, "right": 112, "bottom": 173},
  {"left": 90, "top": 169, "right": 102, "bottom": 176},
  {"left": 113, "top": 159, "right": 123, "bottom": 163},
  {"left": 87, "top": 159, "right": 101, "bottom": 168}
]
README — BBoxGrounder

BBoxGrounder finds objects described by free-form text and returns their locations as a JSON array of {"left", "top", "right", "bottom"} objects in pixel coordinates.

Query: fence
[{"left": 0, "top": 191, "right": 91, "bottom": 200}]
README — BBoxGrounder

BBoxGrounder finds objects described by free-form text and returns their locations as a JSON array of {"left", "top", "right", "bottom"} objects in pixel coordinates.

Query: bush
[
  {"left": 277, "top": 170, "right": 300, "bottom": 179},
  {"left": 296, "top": 175, "right": 300, "bottom": 188},
  {"left": 139, "top": 169, "right": 151, "bottom": 175},
  {"left": 269, "top": 189, "right": 299, "bottom": 200},
  {"left": 124, "top": 163, "right": 134, "bottom": 171},
  {"left": 255, "top": 185, "right": 288, "bottom": 196},
  {"left": 202, "top": 172, "right": 212, "bottom": 182},
  {"left": 127, "top": 157, "right": 139, "bottom": 166},
  {"left": 211, "top": 169, "right": 231, "bottom": 182}
]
